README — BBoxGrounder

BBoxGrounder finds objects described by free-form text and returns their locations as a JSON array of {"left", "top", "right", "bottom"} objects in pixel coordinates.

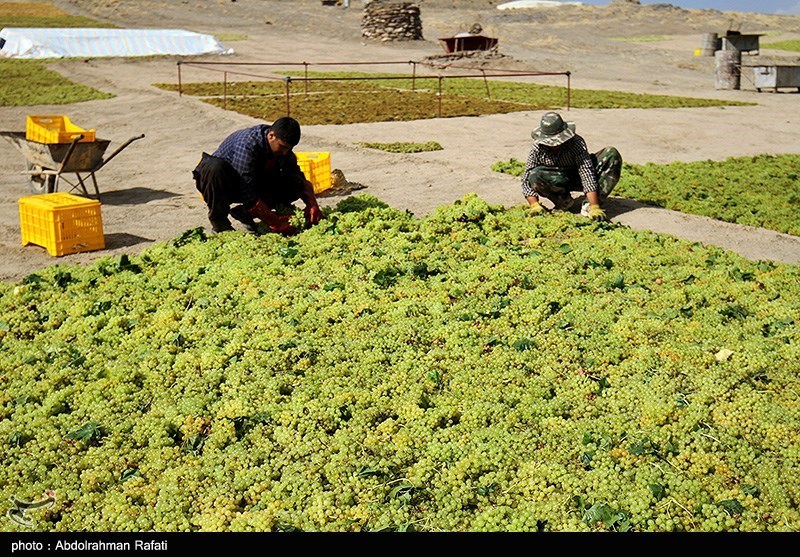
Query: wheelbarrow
[{"left": 0, "top": 131, "right": 145, "bottom": 197}]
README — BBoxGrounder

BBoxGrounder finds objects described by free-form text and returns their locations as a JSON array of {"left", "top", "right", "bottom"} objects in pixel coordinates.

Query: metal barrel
[
  {"left": 715, "top": 49, "right": 741, "bottom": 90},
  {"left": 699, "top": 32, "right": 720, "bottom": 56}
]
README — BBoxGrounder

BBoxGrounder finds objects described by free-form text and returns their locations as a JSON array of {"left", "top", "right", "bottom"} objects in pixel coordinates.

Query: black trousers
[{"left": 193, "top": 153, "right": 304, "bottom": 223}]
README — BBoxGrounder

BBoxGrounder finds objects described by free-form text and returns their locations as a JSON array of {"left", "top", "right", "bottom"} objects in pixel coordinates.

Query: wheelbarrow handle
[
  {"left": 94, "top": 133, "right": 145, "bottom": 171},
  {"left": 57, "top": 134, "right": 85, "bottom": 175}
]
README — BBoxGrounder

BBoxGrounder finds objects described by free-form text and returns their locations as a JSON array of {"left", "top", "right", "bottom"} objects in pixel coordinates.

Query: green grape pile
[{"left": 1, "top": 194, "right": 799, "bottom": 532}]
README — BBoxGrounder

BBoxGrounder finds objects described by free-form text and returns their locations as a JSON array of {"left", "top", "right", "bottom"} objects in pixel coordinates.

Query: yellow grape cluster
[{"left": 1, "top": 193, "right": 799, "bottom": 532}]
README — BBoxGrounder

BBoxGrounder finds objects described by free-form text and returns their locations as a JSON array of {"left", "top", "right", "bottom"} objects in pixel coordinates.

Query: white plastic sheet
[
  {"left": 0, "top": 28, "right": 233, "bottom": 59},
  {"left": 497, "top": 1, "right": 583, "bottom": 9}
]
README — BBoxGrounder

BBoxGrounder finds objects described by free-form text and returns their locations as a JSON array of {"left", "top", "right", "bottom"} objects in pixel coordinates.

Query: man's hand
[
  {"left": 270, "top": 217, "right": 298, "bottom": 236},
  {"left": 587, "top": 204, "right": 607, "bottom": 221},
  {"left": 304, "top": 203, "right": 323, "bottom": 225},
  {"left": 529, "top": 199, "right": 547, "bottom": 215},
  {"left": 248, "top": 199, "right": 297, "bottom": 235}
]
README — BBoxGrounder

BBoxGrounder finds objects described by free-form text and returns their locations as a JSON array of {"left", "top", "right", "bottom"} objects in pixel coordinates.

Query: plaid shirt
[
  {"left": 212, "top": 124, "right": 303, "bottom": 206},
  {"left": 520, "top": 135, "right": 598, "bottom": 198}
]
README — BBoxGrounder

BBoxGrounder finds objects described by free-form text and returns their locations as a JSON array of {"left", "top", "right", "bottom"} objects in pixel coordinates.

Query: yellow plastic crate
[
  {"left": 26, "top": 115, "right": 96, "bottom": 144},
  {"left": 296, "top": 151, "right": 332, "bottom": 194},
  {"left": 19, "top": 193, "right": 105, "bottom": 257}
]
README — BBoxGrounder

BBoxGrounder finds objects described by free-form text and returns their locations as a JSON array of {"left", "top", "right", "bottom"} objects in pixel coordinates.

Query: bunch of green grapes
[{"left": 1, "top": 193, "right": 799, "bottom": 532}]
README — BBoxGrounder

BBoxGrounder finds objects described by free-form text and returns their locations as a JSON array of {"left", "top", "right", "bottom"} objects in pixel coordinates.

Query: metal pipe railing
[{"left": 175, "top": 59, "right": 573, "bottom": 116}]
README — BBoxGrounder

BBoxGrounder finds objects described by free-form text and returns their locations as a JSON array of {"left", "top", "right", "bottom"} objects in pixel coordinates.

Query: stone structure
[{"left": 361, "top": 2, "right": 423, "bottom": 42}]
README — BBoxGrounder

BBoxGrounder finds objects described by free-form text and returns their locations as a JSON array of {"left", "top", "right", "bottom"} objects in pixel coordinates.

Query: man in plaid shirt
[
  {"left": 193, "top": 117, "right": 322, "bottom": 234},
  {"left": 521, "top": 112, "right": 621, "bottom": 221}
]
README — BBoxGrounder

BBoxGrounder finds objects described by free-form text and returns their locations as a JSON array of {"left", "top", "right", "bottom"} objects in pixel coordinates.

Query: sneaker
[
  {"left": 553, "top": 195, "right": 575, "bottom": 211},
  {"left": 229, "top": 205, "right": 259, "bottom": 234}
]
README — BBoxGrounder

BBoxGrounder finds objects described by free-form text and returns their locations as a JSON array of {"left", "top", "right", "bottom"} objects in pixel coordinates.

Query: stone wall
[{"left": 361, "top": 2, "right": 423, "bottom": 42}]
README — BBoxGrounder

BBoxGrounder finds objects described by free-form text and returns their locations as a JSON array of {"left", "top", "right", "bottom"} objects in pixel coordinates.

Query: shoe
[
  {"left": 553, "top": 195, "right": 575, "bottom": 211},
  {"left": 210, "top": 218, "right": 234, "bottom": 233},
  {"left": 229, "top": 205, "right": 259, "bottom": 233}
]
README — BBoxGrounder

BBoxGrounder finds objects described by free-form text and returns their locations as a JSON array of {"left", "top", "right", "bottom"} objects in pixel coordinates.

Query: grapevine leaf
[
  {"left": 121, "top": 467, "right": 142, "bottom": 482},
  {"left": 8, "top": 431, "right": 33, "bottom": 447},
  {"left": 66, "top": 422, "right": 102, "bottom": 443},
  {"left": 720, "top": 304, "right": 748, "bottom": 320},
  {"left": 582, "top": 503, "right": 614, "bottom": 526},
  {"left": 582, "top": 503, "right": 631, "bottom": 531},
  {"left": 173, "top": 227, "right": 206, "bottom": 247},
  {"left": 512, "top": 337, "right": 536, "bottom": 351},
  {"left": 389, "top": 482, "right": 414, "bottom": 501},
  {"left": 649, "top": 483, "right": 665, "bottom": 501},
  {"left": 595, "top": 377, "right": 611, "bottom": 394},
  {"left": 603, "top": 274, "right": 626, "bottom": 290},
  {"left": 275, "top": 523, "right": 302, "bottom": 532},
  {"left": 356, "top": 466, "right": 381, "bottom": 478},
  {"left": 741, "top": 485, "right": 760, "bottom": 498},
  {"left": 718, "top": 499, "right": 744, "bottom": 516},
  {"left": 116, "top": 254, "right": 142, "bottom": 274},
  {"left": 22, "top": 273, "right": 42, "bottom": 285},
  {"left": 52, "top": 270, "right": 73, "bottom": 287},
  {"left": 182, "top": 433, "right": 206, "bottom": 454},
  {"left": 373, "top": 266, "right": 402, "bottom": 288},
  {"left": 278, "top": 247, "right": 299, "bottom": 258},
  {"left": 730, "top": 266, "right": 755, "bottom": 282},
  {"left": 475, "top": 483, "right": 497, "bottom": 496}
]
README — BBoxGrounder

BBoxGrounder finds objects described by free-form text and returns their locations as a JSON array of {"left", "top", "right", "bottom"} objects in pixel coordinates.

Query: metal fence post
[
  {"left": 284, "top": 76, "right": 292, "bottom": 116},
  {"left": 438, "top": 76, "right": 443, "bottom": 117}
]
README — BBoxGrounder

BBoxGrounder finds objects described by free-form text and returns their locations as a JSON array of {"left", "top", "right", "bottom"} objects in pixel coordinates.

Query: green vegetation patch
[
  {"left": 0, "top": 1, "right": 114, "bottom": 28},
  {"left": 153, "top": 70, "right": 752, "bottom": 125},
  {"left": 617, "top": 155, "right": 800, "bottom": 236},
  {"left": 0, "top": 59, "right": 115, "bottom": 106},
  {"left": 0, "top": 2, "right": 123, "bottom": 107},
  {"left": 202, "top": 90, "right": 538, "bottom": 125},
  {"left": 1, "top": 193, "right": 799, "bottom": 532},
  {"left": 761, "top": 40, "right": 800, "bottom": 52},
  {"left": 492, "top": 154, "right": 800, "bottom": 236},
  {"left": 610, "top": 35, "right": 670, "bottom": 42},
  {"left": 358, "top": 141, "right": 444, "bottom": 153}
]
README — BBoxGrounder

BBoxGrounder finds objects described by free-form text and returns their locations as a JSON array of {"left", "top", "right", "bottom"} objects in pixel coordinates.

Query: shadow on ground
[
  {"left": 104, "top": 233, "right": 153, "bottom": 249},
  {"left": 99, "top": 187, "right": 182, "bottom": 206},
  {"left": 604, "top": 196, "right": 662, "bottom": 219}
]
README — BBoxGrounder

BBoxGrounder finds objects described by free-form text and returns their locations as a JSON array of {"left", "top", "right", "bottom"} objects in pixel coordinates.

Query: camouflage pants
[{"left": 528, "top": 146, "right": 622, "bottom": 205}]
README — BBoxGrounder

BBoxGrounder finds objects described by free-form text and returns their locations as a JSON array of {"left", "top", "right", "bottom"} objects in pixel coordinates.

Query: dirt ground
[{"left": 2, "top": 0, "right": 800, "bottom": 283}]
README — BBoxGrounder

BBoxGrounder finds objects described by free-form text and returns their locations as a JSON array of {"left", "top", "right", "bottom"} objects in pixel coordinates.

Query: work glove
[
  {"left": 529, "top": 200, "right": 547, "bottom": 215},
  {"left": 248, "top": 199, "right": 298, "bottom": 236},
  {"left": 304, "top": 203, "right": 323, "bottom": 225},
  {"left": 587, "top": 204, "right": 607, "bottom": 222},
  {"left": 272, "top": 214, "right": 299, "bottom": 236}
]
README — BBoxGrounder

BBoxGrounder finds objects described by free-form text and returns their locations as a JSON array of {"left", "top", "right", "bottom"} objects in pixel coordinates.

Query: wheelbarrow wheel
[{"left": 26, "top": 161, "right": 56, "bottom": 194}]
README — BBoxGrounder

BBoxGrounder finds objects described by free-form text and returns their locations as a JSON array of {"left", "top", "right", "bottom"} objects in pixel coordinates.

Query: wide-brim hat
[{"left": 531, "top": 112, "right": 576, "bottom": 147}]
